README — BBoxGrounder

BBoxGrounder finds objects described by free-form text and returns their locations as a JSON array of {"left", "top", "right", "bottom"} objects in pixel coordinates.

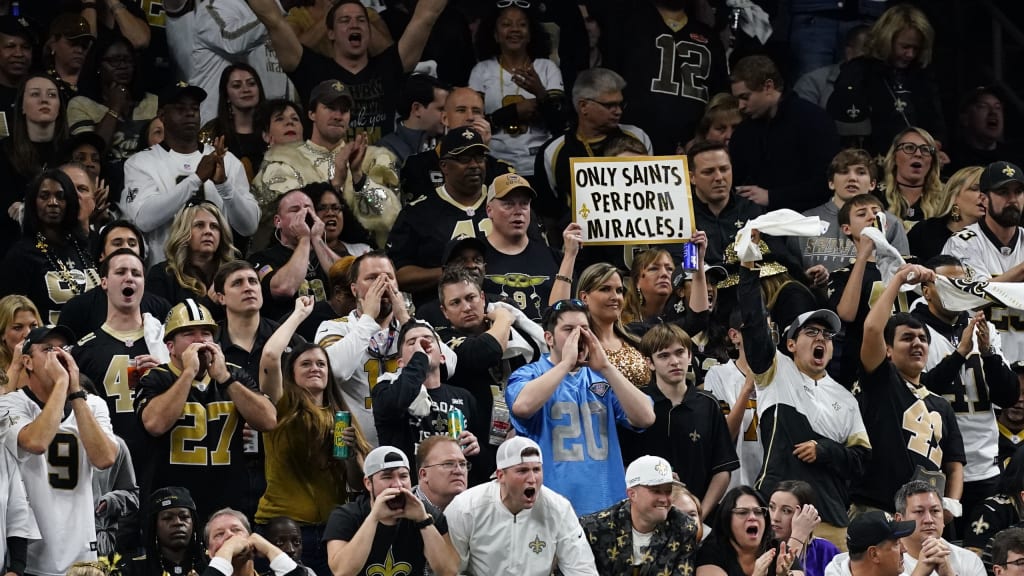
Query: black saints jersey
[
  {"left": 73, "top": 324, "right": 154, "bottom": 467},
  {"left": 134, "top": 362, "right": 260, "bottom": 522},
  {"left": 603, "top": 2, "right": 727, "bottom": 155},
  {"left": 0, "top": 235, "right": 100, "bottom": 325}
]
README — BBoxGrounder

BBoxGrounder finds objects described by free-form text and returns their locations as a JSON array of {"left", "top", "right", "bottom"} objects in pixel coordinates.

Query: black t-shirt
[
  {"left": 852, "top": 359, "right": 967, "bottom": 511},
  {"left": 74, "top": 325, "right": 155, "bottom": 469},
  {"left": 249, "top": 242, "right": 330, "bottom": 322},
  {"left": 602, "top": 1, "right": 727, "bottom": 155},
  {"left": 827, "top": 261, "right": 882, "bottom": 387},
  {"left": 144, "top": 261, "right": 223, "bottom": 318},
  {"left": 0, "top": 140, "right": 64, "bottom": 258},
  {"left": 134, "top": 362, "right": 261, "bottom": 522},
  {"left": 323, "top": 493, "right": 448, "bottom": 576},
  {"left": 58, "top": 286, "right": 172, "bottom": 340},
  {"left": 288, "top": 46, "right": 404, "bottom": 145},
  {"left": 695, "top": 537, "right": 747, "bottom": 576},
  {"left": 0, "top": 235, "right": 100, "bottom": 325},
  {"left": 906, "top": 217, "right": 954, "bottom": 266},
  {"left": 482, "top": 238, "right": 557, "bottom": 321}
]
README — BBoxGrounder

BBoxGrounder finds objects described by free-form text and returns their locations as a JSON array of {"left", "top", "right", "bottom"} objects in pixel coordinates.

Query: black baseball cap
[
  {"left": 21, "top": 325, "right": 77, "bottom": 354},
  {"left": 440, "top": 126, "right": 489, "bottom": 158},
  {"left": 159, "top": 81, "right": 207, "bottom": 109},
  {"left": 442, "top": 235, "right": 487, "bottom": 266},
  {"left": 846, "top": 511, "right": 916, "bottom": 553},
  {"left": 308, "top": 79, "right": 354, "bottom": 110},
  {"left": 0, "top": 15, "right": 35, "bottom": 42},
  {"left": 149, "top": 486, "right": 196, "bottom": 514},
  {"left": 980, "top": 161, "right": 1024, "bottom": 192}
]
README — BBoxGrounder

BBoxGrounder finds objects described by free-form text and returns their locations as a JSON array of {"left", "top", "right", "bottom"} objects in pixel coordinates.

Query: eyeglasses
[
  {"left": 318, "top": 203, "right": 344, "bottom": 214},
  {"left": 584, "top": 98, "right": 627, "bottom": 112},
  {"left": 422, "top": 460, "right": 471, "bottom": 472},
  {"left": 102, "top": 56, "right": 134, "bottom": 67},
  {"left": 1003, "top": 559, "right": 1024, "bottom": 568},
  {"left": 801, "top": 327, "right": 836, "bottom": 340},
  {"left": 496, "top": 0, "right": 531, "bottom": 7},
  {"left": 895, "top": 142, "right": 936, "bottom": 156},
  {"left": 732, "top": 506, "right": 768, "bottom": 517},
  {"left": 550, "top": 298, "right": 586, "bottom": 312}
]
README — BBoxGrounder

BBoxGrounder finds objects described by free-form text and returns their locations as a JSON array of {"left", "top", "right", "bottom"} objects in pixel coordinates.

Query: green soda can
[
  {"left": 333, "top": 411, "right": 350, "bottom": 459},
  {"left": 447, "top": 408, "right": 465, "bottom": 440}
]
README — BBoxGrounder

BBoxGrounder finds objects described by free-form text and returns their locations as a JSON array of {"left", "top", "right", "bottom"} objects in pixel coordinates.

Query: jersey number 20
[{"left": 551, "top": 401, "right": 609, "bottom": 462}]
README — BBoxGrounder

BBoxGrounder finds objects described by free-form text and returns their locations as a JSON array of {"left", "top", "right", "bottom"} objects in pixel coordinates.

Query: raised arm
[
  {"left": 834, "top": 237, "right": 873, "bottom": 322},
  {"left": 245, "top": 0, "right": 304, "bottom": 72},
  {"left": 206, "top": 345, "right": 277, "bottom": 432},
  {"left": 260, "top": 297, "right": 315, "bottom": 403},
  {"left": 396, "top": 0, "right": 448, "bottom": 72},
  {"left": 688, "top": 231, "right": 710, "bottom": 314},
  {"left": 510, "top": 329, "right": 577, "bottom": 418},
  {"left": 549, "top": 223, "right": 582, "bottom": 305},
  {"left": 861, "top": 265, "right": 933, "bottom": 373},
  {"left": 60, "top": 350, "right": 117, "bottom": 469},
  {"left": 15, "top": 352, "right": 71, "bottom": 454},
  {"left": 581, "top": 328, "right": 655, "bottom": 428}
]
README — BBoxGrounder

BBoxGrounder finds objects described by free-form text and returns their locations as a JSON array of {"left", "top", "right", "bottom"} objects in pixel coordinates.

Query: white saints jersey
[
  {"left": 704, "top": 360, "right": 762, "bottom": 490},
  {"left": 0, "top": 391, "right": 116, "bottom": 576},
  {"left": 944, "top": 223, "right": 1024, "bottom": 363},
  {"left": 315, "top": 311, "right": 457, "bottom": 448},
  {"left": 0, "top": 439, "right": 41, "bottom": 565},
  {"left": 924, "top": 322, "right": 1004, "bottom": 482}
]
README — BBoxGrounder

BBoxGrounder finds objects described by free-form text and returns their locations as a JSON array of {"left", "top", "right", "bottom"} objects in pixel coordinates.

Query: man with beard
[
  {"left": 580, "top": 455, "right": 699, "bottom": 575},
  {"left": 0, "top": 15, "right": 33, "bottom": 138},
  {"left": 134, "top": 299, "right": 277, "bottom": 525},
  {"left": 998, "top": 367, "right": 1024, "bottom": 467},
  {"left": 246, "top": 0, "right": 448, "bottom": 143},
  {"left": 119, "top": 83, "right": 259, "bottom": 266},
  {"left": 914, "top": 255, "right": 1019, "bottom": 534},
  {"left": 316, "top": 251, "right": 457, "bottom": 447},
  {"left": 249, "top": 190, "right": 338, "bottom": 321},
  {"left": 204, "top": 508, "right": 305, "bottom": 576},
  {"left": 73, "top": 248, "right": 163, "bottom": 472},
  {"left": 323, "top": 446, "right": 459, "bottom": 576},
  {"left": 388, "top": 127, "right": 497, "bottom": 308},
  {"left": 444, "top": 437, "right": 598, "bottom": 575},
  {"left": 123, "top": 487, "right": 207, "bottom": 576},
  {"left": 371, "top": 320, "right": 482, "bottom": 477},
  {"left": 436, "top": 266, "right": 543, "bottom": 483},
  {"left": 945, "top": 162, "right": 1024, "bottom": 363},
  {"left": 855, "top": 264, "right": 965, "bottom": 516}
]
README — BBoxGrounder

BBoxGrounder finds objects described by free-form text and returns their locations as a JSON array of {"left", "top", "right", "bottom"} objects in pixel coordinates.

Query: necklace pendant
[
  {"left": 466, "top": 208, "right": 475, "bottom": 217},
  {"left": 124, "top": 339, "right": 135, "bottom": 348}
]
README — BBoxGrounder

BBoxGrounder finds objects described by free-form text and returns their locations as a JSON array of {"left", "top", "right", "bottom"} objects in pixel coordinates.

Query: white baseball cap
[
  {"left": 363, "top": 446, "right": 410, "bottom": 478},
  {"left": 495, "top": 437, "right": 543, "bottom": 469},
  {"left": 626, "top": 455, "right": 675, "bottom": 488}
]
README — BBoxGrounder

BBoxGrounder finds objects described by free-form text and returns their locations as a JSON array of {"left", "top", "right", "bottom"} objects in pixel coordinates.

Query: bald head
[{"left": 443, "top": 87, "right": 484, "bottom": 130}]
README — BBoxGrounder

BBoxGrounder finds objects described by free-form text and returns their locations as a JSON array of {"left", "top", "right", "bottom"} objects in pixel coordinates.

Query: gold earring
[{"left": 951, "top": 204, "right": 962, "bottom": 222}]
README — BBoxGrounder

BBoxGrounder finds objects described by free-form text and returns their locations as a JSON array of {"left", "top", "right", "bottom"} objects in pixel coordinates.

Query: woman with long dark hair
[
  {"left": 200, "top": 63, "right": 268, "bottom": 181},
  {"left": 257, "top": 297, "right": 370, "bottom": 576},
  {"left": 0, "top": 73, "right": 70, "bottom": 257},
  {"left": 0, "top": 169, "right": 99, "bottom": 324},
  {"left": 697, "top": 486, "right": 796, "bottom": 576},
  {"left": 468, "top": 1, "right": 566, "bottom": 175}
]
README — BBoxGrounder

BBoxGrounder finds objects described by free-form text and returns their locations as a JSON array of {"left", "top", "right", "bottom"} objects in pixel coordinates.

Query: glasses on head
[
  {"left": 801, "top": 327, "right": 836, "bottom": 340},
  {"left": 550, "top": 298, "right": 586, "bottom": 312},
  {"left": 584, "top": 98, "right": 627, "bottom": 112},
  {"left": 422, "top": 460, "right": 471, "bottom": 472},
  {"left": 895, "top": 142, "right": 936, "bottom": 156},
  {"left": 1003, "top": 559, "right": 1024, "bottom": 568},
  {"left": 732, "top": 506, "right": 768, "bottom": 517},
  {"left": 496, "top": 0, "right": 531, "bottom": 7}
]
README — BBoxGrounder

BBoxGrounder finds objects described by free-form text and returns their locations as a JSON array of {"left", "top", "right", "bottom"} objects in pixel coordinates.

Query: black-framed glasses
[
  {"left": 496, "top": 0, "right": 530, "bottom": 7},
  {"left": 317, "top": 203, "right": 344, "bottom": 214},
  {"left": 732, "top": 506, "right": 768, "bottom": 517},
  {"left": 422, "top": 460, "right": 471, "bottom": 472},
  {"left": 801, "top": 327, "right": 836, "bottom": 340},
  {"left": 1003, "top": 559, "right": 1024, "bottom": 568},
  {"left": 894, "top": 142, "right": 936, "bottom": 156},
  {"left": 584, "top": 98, "right": 627, "bottom": 112}
]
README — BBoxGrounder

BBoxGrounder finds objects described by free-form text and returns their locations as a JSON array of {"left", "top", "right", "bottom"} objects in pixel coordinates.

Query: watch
[
  {"left": 413, "top": 516, "right": 434, "bottom": 530},
  {"left": 68, "top": 390, "right": 88, "bottom": 402}
]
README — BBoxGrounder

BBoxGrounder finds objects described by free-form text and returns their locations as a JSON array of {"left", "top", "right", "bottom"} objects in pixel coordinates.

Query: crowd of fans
[{"left": 1, "top": 0, "right": 1024, "bottom": 575}]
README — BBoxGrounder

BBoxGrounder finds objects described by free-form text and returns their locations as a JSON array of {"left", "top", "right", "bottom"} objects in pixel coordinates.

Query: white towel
[
  {"left": 734, "top": 209, "right": 822, "bottom": 262},
  {"left": 487, "top": 302, "right": 548, "bottom": 362},
  {"left": 933, "top": 275, "right": 1024, "bottom": 312},
  {"left": 859, "top": 227, "right": 921, "bottom": 292},
  {"left": 143, "top": 313, "right": 169, "bottom": 364}
]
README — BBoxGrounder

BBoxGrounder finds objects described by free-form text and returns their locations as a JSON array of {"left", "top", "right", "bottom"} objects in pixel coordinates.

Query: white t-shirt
[
  {"left": 704, "top": 360, "right": 762, "bottom": 490},
  {"left": 0, "top": 390, "right": 116, "bottom": 576},
  {"left": 469, "top": 58, "right": 563, "bottom": 175},
  {"left": 632, "top": 528, "right": 652, "bottom": 565},
  {"left": 902, "top": 542, "right": 986, "bottom": 576}
]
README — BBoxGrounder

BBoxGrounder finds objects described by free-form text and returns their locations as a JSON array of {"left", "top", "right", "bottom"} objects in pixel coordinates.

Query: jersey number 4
[
  {"left": 650, "top": 35, "right": 712, "bottom": 101},
  {"left": 902, "top": 400, "right": 944, "bottom": 468}
]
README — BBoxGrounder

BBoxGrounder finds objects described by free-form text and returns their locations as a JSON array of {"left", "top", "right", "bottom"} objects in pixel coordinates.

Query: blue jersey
[{"left": 506, "top": 355, "right": 645, "bottom": 515}]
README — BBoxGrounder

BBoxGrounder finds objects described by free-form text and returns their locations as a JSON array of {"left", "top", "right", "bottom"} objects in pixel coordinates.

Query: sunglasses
[
  {"left": 550, "top": 298, "right": 586, "bottom": 312},
  {"left": 496, "top": 0, "right": 531, "bottom": 7}
]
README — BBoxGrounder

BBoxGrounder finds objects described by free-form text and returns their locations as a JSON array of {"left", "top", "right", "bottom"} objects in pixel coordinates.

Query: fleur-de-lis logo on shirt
[
  {"left": 366, "top": 548, "right": 411, "bottom": 576},
  {"left": 529, "top": 535, "right": 547, "bottom": 554}
]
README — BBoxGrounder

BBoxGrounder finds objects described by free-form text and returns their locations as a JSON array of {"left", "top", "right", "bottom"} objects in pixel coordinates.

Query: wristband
[
  {"left": 413, "top": 515, "right": 434, "bottom": 530},
  {"left": 215, "top": 377, "right": 236, "bottom": 393},
  {"left": 68, "top": 390, "right": 88, "bottom": 402},
  {"left": 555, "top": 274, "right": 572, "bottom": 284}
]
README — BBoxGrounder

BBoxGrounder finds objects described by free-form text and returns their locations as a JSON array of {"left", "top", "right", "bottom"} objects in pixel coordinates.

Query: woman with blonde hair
[
  {"left": 692, "top": 93, "right": 742, "bottom": 148},
  {"left": 258, "top": 296, "right": 370, "bottom": 576},
  {"left": 877, "top": 126, "right": 945, "bottom": 225},
  {"left": 828, "top": 4, "right": 946, "bottom": 155},
  {"left": 907, "top": 165, "right": 985, "bottom": 262},
  {"left": 146, "top": 201, "right": 238, "bottom": 308},
  {"left": 576, "top": 262, "right": 647, "bottom": 387},
  {"left": 0, "top": 295, "right": 41, "bottom": 393}
]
